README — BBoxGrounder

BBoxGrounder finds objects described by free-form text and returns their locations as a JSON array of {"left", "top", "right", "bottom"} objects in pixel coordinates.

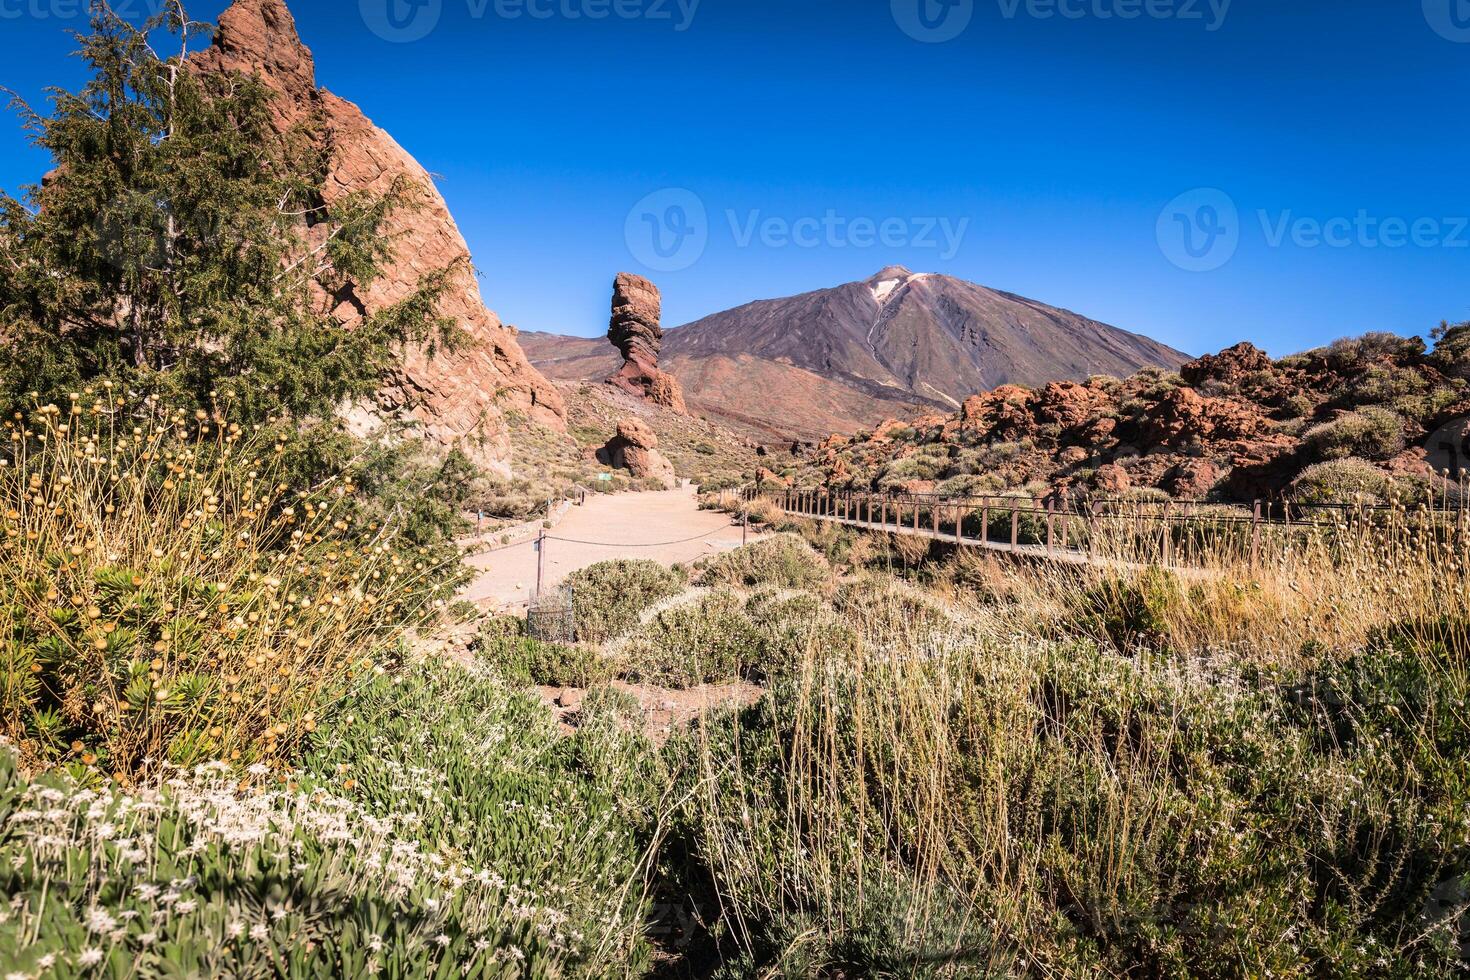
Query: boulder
[
  {"left": 1164, "top": 458, "right": 1222, "bottom": 499},
  {"left": 1180, "top": 342, "right": 1273, "bottom": 387},
  {"left": 599, "top": 418, "right": 677, "bottom": 489},
  {"left": 608, "top": 273, "right": 687, "bottom": 413},
  {"left": 192, "top": 0, "right": 564, "bottom": 477},
  {"left": 1094, "top": 463, "right": 1131, "bottom": 494}
]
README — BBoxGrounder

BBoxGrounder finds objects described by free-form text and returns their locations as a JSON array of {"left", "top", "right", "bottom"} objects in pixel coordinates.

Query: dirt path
[{"left": 460, "top": 484, "right": 756, "bottom": 609}]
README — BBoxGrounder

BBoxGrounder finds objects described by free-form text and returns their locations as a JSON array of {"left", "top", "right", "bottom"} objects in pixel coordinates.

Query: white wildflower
[{"left": 78, "top": 949, "right": 104, "bottom": 966}]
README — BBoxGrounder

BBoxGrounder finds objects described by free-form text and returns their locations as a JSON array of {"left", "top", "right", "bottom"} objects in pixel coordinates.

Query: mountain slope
[{"left": 524, "top": 267, "right": 1187, "bottom": 440}]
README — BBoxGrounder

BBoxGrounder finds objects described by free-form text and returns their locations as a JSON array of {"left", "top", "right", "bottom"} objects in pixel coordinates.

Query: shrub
[
  {"left": 0, "top": 402, "right": 430, "bottom": 777},
  {"left": 1077, "top": 566, "right": 1185, "bottom": 650},
  {"left": 618, "top": 589, "right": 761, "bottom": 688},
  {"left": 699, "top": 534, "right": 829, "bottom": 591},
  {"left": 1301, "top": 407, "right": 1406, "bottom": 462},
  {"left": 0, "top": 659, "right": 655, "bottom": 977},
  {"left": 482, "top": 634, "right": 614, "bottom": 688},
  {"left": 564, "top": 559, "right": 686, "bottom": 644},
  {"left": 1289, "top": 457, "right": 1402, "bottom": 504}
]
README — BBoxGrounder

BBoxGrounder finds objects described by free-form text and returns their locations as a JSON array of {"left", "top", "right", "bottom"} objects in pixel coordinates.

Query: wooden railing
[{"left": 741, "top": 486, "right": 1470, "bottom": 571}]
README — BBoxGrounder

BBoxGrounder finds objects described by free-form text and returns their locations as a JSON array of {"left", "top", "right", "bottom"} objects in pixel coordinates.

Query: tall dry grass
[{"left": 679, "top": 494, "right": 1470, "bottom": 975}]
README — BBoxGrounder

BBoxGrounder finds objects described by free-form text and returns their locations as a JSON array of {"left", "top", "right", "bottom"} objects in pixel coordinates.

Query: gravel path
[{"left": 459, "top": 484, "right": 756, "bottom": 609}]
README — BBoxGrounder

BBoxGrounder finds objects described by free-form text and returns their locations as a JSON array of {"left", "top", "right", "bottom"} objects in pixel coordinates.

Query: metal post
[
  {"left": 742, "top": 505, "right": 748, "bottom": 545},
  {"left": 1011, "top": 506, "right": 1020, "bottom": 548},
  {"left": 1045, "top": 498, "right": 1054, "bottom": 554},
  {"left": 981, "top": 504, "right": 989, "bottom": 546},
  {"left": 535, "top": 529, "right": 546, "bottom": 597}
]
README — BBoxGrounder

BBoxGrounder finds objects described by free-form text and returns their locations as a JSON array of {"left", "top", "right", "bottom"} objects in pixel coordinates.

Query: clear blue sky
[{"left": 2, "top": 0, "right": 1467, "bottom": 356}]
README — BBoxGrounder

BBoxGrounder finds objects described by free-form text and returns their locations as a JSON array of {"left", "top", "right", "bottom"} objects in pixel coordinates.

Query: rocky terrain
[
  {"left": 523, "top": 266, "right": 1186, "bottom": 440},
  {"left": 194, "top": 0, "right": 564, "bottom": 476},
  {"left": 795, "top": 330, "right": 1470, "bottom": 503}
]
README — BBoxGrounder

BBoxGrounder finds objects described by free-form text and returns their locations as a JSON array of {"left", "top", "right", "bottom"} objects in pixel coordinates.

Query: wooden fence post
[
  {"left": 1046, "top": 498, "right": 1055, "bottom": 555},
  {"left": 1251, "top": 500, "right": 1261, "bottom": 569}
]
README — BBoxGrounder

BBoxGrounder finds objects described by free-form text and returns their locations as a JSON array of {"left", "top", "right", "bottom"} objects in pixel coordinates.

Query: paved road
[{"left": 460, "top": 484, "right": 756, "bottom": 609}]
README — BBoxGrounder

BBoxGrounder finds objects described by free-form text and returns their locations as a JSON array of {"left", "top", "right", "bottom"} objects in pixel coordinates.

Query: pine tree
[{"left": 0, "top": 0, "right": 455, "bottom": 422}]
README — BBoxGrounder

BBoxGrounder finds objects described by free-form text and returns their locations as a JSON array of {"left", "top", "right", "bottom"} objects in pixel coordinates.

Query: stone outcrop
[
  {"left": 193, "top": 0, "right": 564, "bottom": 476},
  {"left": 607, "top": 273, "right": 687, "bottom": 413},
  {"left": 599, "top": 418, "right": 677, "bottom": 489}
]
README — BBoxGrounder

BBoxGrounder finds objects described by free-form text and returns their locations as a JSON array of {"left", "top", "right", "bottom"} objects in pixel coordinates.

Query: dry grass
[{"left": 0, "top": 395, "right": 440, "bottom": 778}]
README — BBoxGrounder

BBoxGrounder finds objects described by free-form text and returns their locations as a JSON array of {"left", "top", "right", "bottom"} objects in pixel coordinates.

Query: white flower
[
  {"left": 78, "top": 948, "right": 104, "bottom": 966},
  {"left": 94, "top": 822, "right": 116, "bottom": 839},
  {"left": 37, "top": 955, "right": 56, "bottom": 969},
  {"left": 8, "top": 970, "right": 29, "bottom": 980},
  {"left": 174, "top": 899, "right": 197, "bottom": 914},
  {"left": 249, "top": 923, "right": 270, "bottom": 942},
  {"left": 135, "top": 883, "right": 160, "bottom": 901},
  {"left": 227, "top": 921, "right": 244, "bottom": 938},
  {"left": 137, "top": 931, "right": 157, "bottom": 946},
  {"left": 434, "top": 933, "right": 450, "bottom": 947},
  {"left": 85, "top": 908, "right": 116, "bottom": 933}
]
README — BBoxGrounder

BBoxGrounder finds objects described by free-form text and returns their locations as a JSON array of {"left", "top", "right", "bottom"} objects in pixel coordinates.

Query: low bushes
[
  {"left": 618, "top": 589, "right": 762, "bottom": 688},
  {"left": 1300, "top": 406, "right": 1406, "bottom": 462},
  {"left": 699, "top": 534, "right": 829, "bottom": 590},
  {"left": 564, "top": 559, "right": 686, "bottom": 643},
  {"left": 0, "top": 658, "right": 656, "bottom": 977}
]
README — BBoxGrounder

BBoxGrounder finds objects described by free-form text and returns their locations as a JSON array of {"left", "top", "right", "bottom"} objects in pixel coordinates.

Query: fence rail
[{"left": 741, "top": 486, "right": 1470, "bottom": 571}]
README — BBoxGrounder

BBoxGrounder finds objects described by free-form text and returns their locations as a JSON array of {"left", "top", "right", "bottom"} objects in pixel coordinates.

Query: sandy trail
[{"left": 459, "top": 484, "right": 755, "bottom": 609}]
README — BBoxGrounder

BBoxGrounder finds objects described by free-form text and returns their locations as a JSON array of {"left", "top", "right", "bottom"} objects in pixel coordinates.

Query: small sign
[{"left": 598, "top": 472, "right": 613, "bottom": 482}]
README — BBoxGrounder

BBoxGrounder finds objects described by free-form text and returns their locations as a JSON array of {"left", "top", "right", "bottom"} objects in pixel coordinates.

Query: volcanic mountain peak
[{"left": 524, "top": 268, "right": 1187, "bottom": 442}]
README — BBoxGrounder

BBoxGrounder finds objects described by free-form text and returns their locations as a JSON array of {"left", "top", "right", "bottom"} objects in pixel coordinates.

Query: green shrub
[
  {"left": 699, "top": 534, "right": 830, "bottom": 591},
  {"left": 1078, "top": 566, "right": 1184, "bottom": 650},
  {"left": 564, "top": 559, "right": 687, "bottom": 643},
  {"left": 482, "top": 634, "right": 614, "bottom": 687},
  {"left": 0, "top": 659, "right": 654, "bottom": 977},
  {"left": 1301, "top": 407, "right": 1405, "bottom": 462},
  {"left": 1289, "top": 457, "right": 1406, "bottom": 504},
  {"left": 618, "top": 589, "right": 762, "bottom": 688}
]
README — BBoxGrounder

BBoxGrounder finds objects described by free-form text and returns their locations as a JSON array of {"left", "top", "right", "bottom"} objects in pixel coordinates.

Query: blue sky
[{"left": 2, "top": 0, "right": 1467, "bottom": 356}]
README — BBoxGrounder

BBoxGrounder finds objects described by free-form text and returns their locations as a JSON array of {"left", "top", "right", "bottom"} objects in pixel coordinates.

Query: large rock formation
[
  {"left": 607, "top": 273, "right": 687, "bottom": 413},
  {"left": 193, "top": 0, "right": 565, "bottom": 476},
  {"left": 598, "top": 418, "right": 677, "bottom": 489}
]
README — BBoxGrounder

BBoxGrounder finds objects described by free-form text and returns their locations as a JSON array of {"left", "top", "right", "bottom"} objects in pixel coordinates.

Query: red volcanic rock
[
  {"left": 1164, "top": 458, "right": 1222, "bottom": 499},
  {"left": 1094, "top": 463, "right": 1131, "bottom": 494},
  {"left": 608, "top": 273, "right": 687, "bottom": 413},
  {"left": 960, "top": 385, "right": 1036, "bottom": 441},
  {"left": 1141, "top": 388, "right": 1268, "bottom": 448},
  {"left": 1035, "top": 381, "right": 1113, "bottom": 433},
  {"left": 1180, "top": 341, "right": 1272, "bottom": 387},
  {"left": 600, "top": 418, "right": 677, "bottom": 489},
  {"left": 755, "top": 466, "right": 792, "bottom": 487},
  {"left": 193, "top": 0, "right": 564, "bottom": 476}
]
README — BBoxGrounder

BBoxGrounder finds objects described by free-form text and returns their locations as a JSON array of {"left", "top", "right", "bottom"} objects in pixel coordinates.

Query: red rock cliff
[{"left": 193, "top": 0, "right": 565, "bottom": 475}]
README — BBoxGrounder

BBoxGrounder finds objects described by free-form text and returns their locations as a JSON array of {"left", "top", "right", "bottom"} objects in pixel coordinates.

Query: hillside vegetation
[{"left": 792, "top": 333, "right": 1470, "bottom": 505}]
